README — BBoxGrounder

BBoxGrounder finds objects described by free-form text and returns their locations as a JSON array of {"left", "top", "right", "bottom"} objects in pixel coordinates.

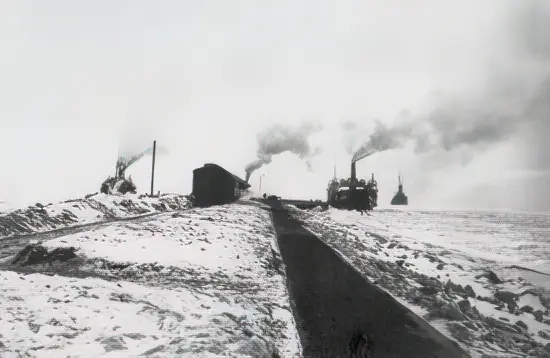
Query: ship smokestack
[
  {"left": 350, "top": 158, "right": 362, "bottom": 209},
  {"left": 351, "top": 160, "right": 357, "bottom": 184}
]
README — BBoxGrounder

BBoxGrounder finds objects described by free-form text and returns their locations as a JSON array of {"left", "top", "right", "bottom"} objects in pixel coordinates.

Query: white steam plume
[{"left": 245, "top": 121, "right": 322, "bottom": 181}]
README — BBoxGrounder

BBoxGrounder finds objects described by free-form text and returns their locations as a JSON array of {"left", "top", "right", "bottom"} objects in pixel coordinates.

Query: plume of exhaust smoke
[
  {"left": 351, "top": 119, "right": 414, "bottom": 162},
  {"left": 245, "top": 121, "right": 323, "bottom": 181},
  {"left": 350, "top": 62, "right": 547, "bottom": 165},
  {"left": 116, "top": 116, "right": 170, "bottom": 170},
  {"left": 341, "top": 119, "right": 375, "bottom": 156},
  {"left": 512, "top": 1, "right": 550, "bottom": 171},
  {"left": 349, "top": 105, "right": 521, "bottom": 165},
  {"left": 116, "top": 114, "right": 164, "bottom": 161},
  {"left": 117, "top": 144, "right": 169, "bottom": 169},
  {"left": 346, "top": 3, "right": 550, "bottom": 169}
]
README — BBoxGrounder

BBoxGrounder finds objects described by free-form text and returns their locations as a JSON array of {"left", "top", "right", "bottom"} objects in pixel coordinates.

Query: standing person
[
  {"left": 352, "top": 189, "right": 364, "bottom": 215},
  {"left": 360, "top": 190, "right": 368, "bottom": 215},
  {"left": 349, "top": 329, "right": 375, "bottom": 357}
]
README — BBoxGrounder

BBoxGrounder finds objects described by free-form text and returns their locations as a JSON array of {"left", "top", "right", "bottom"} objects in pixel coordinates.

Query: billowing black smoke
[
  {"left": 347, "top": 2, "right": 550, "bottom": 169},
  {"left": 349, "top": 106, "right": 519, "bottom": 164},
  {"left": 348, "top": 88, "right": 546, "bottom": 167},
  {"left": 341, "top": 120, "right": 364, "bottom": 156},
  {"left": 351, "top": 118, "right": 413, "bottom": 162},
  {"left": 245, "top": 121, "right": 322, "bottom": 182},
  {"left": 244, "top": 156, "right": 272, "bottom": 182}
]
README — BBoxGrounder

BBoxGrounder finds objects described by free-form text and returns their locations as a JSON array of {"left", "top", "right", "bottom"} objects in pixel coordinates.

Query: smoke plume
[
  {"left": 245, "top": 121, "right": 322, "bottom": 181},
  {"left": 348, "top": 2, "right": 550, "bottom": 168},
  {"left": 351, "top": 119, "right": 414, "bottom": 162},
  {"left": 349, "top": 100, "right": 530, "bottom": 165},
  {"left": 512, "top": 1, "right": 550, "bottom": 171},
  {"left": 340, "top": 119, "right": 373, "bottom": 156}
]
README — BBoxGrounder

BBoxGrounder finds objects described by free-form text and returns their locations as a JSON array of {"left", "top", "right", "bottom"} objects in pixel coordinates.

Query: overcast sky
[{"left": 1, "top": 1, "right": 548, "bottom": 211}]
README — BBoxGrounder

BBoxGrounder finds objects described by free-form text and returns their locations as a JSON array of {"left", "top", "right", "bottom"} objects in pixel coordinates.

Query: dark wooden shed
[{"left": 192, "top": 163, "right": 251, "bottom": 207}]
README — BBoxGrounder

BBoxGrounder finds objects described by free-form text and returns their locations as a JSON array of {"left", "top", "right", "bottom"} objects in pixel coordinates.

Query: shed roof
[{"left": 194, "top": 163, "right": 251, "bottom": 190}]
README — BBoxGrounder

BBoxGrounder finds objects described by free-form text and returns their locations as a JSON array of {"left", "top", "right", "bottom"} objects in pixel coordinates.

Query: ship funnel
[{"left": 398, "top": 173, "right": 403, "bottom": 193}]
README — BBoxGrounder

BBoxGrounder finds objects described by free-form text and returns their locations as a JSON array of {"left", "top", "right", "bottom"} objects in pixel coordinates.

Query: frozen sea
[
  {"left": 368, "top": 207, "right": 550, "bottom": 289},
  {"left": 295, "top": 204, "right": 550, "bottom": 356}
]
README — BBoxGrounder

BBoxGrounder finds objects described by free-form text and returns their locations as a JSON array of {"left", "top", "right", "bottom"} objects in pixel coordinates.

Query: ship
[
  {"left": 327, "top": 160, "right": 378, "bottom": 211},
  {"left": 390, "top": 173, "right": 408, "bottom": 205}
]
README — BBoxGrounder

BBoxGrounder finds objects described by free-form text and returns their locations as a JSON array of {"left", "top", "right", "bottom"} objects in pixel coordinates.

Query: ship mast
[{"left": 398, "top": 172, "right": 403, "bottom": 193}]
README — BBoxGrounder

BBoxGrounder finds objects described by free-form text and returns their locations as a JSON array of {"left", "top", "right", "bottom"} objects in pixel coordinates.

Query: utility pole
[
  {"left": 150, "top": 140, "right": 156, "bottom": 197},
  {"left": 259, "top": 174, "right": 265, "bottom": 194}
]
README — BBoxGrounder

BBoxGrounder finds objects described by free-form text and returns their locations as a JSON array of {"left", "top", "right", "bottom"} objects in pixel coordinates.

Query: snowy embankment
[
  {"left": 0, "top": 193, "right": 191, "bottom": 239},
  {"left": 0, "top": 199, "right": 301, "bottom": 357},
  {"left": 289, "top": 205, "right": 550, "bottom": 358}
]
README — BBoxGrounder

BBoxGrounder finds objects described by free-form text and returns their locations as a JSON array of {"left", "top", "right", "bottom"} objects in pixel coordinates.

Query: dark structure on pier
[{"left": 192, "top": 163, "right": 250, "bottom": 207}]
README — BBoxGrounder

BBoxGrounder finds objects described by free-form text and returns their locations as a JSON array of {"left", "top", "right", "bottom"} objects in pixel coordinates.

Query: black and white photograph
[{"left": 0, "top": 1, "right": 549, "bottom": 357}]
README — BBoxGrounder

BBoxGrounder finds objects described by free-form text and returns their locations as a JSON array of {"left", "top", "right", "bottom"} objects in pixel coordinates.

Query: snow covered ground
[
  {"left": 5, "top": 190, "right": 550, "bottom": 357},
  {"left": 0, "top": 193, "right": 191, "bottom": 239},
  {"left": 0, "top": 198, "right": 300, "bottom": 357},
  {"left": 290, "top": 205, "right": 550, "bottom": 358}
]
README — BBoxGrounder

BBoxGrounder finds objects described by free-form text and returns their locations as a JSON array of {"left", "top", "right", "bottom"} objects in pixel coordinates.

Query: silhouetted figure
[{"left": 349, "top": 329, "right": 375, "bottom": 357}]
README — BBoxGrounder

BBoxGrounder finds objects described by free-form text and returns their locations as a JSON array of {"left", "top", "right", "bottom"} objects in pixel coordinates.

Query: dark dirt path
[{"left": 268, "top": 203, "right": 468, "bottom": 358}]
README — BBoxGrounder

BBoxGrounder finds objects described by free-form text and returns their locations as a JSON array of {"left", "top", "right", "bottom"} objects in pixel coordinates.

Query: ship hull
[
  {"left": 326, "top": 160, "right": 378, "bottom": 212},
  {"left": 391, "top": 194, "right": 408, "bottom": 206},
  {"left": 327, "top": 186, "right": 377, "bottom": 211}
]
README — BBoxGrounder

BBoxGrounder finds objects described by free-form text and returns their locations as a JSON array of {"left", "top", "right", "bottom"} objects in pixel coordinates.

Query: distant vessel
[{"left": 390, "top": 173, "right": 408, "bottom": 205}]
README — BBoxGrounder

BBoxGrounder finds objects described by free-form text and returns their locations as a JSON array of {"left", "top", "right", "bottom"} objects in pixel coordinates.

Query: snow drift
[{"left": 0, "top": 193, "right": 190, "bottom": 239}]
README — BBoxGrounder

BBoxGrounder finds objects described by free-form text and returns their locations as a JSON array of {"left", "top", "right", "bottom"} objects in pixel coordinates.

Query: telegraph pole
[
  {"left": 150, "top": 140, "right": 157, "bottom": 197},
  {"left": 259, "top": 174, "right": 265, "bottom": 194}
]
